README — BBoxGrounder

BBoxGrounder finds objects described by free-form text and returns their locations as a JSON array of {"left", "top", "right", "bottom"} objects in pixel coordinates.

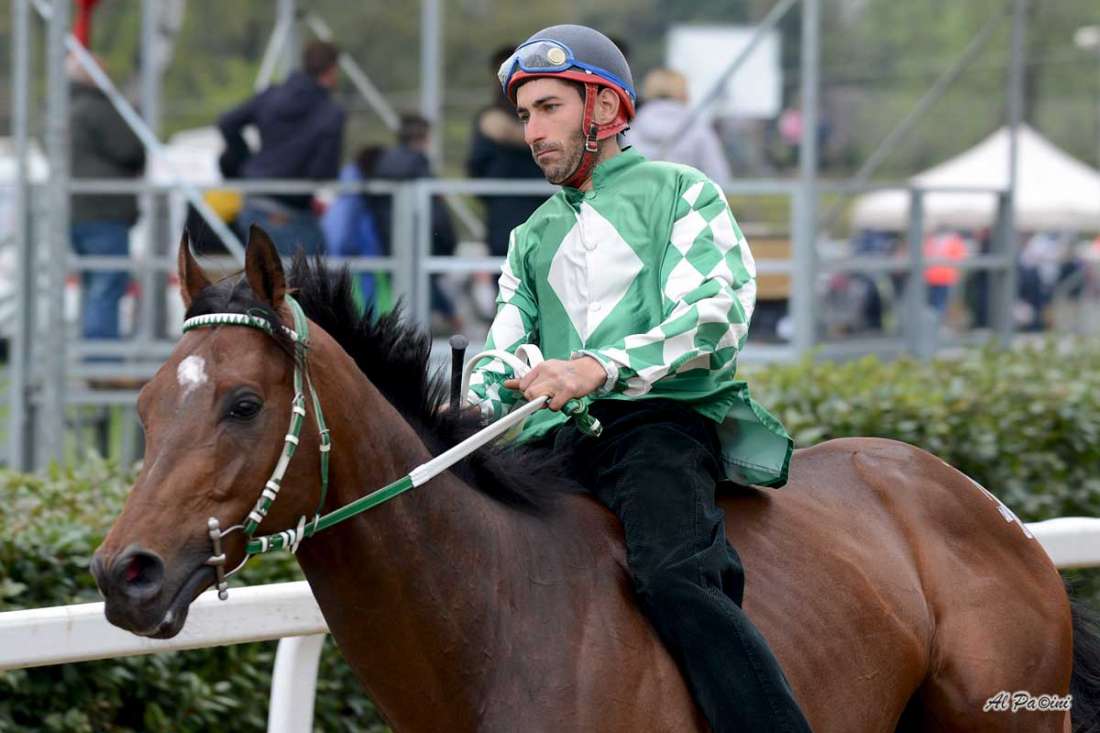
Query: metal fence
[
  {"left": 1, "top": 174, "right": 1025, "bottom": 469},
  {"left": 4, "top": 0, "right": 1041, "bottom": 470}
]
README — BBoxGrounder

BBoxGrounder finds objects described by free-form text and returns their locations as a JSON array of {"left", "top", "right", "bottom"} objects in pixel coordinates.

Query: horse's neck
[{"left": 293, "top": 352, "right": 563, "bottom": 727}]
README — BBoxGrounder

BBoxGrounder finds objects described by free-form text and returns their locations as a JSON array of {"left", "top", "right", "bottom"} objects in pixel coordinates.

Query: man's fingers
[
  {"left": 503, "top": 362, "right": 584, "bottom": 411},
  {"left": 548, "top": 391, "right": 571, "bottom": 411},
  {"left": 518, "top": 364, "right": 542, "bottom": 391}
]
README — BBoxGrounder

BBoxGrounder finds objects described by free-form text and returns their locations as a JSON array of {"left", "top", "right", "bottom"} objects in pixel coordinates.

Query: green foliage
[{"left": 0, "top": 455, "right": 389, "bottom": 733}]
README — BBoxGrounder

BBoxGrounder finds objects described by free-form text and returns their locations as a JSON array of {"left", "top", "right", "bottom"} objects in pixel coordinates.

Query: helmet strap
[{"left": 562, "top": 83, "right": 602, "bottom": 189}]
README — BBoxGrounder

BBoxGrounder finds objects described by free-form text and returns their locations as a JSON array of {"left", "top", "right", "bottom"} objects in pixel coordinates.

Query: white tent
[{"left": 851, "top": 125, "right": 1100, "bottom": 232}]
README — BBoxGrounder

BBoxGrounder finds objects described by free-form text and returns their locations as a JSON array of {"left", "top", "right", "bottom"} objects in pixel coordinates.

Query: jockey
[{"left": 468, "top": 24, "right": 812, "bottom": 732}]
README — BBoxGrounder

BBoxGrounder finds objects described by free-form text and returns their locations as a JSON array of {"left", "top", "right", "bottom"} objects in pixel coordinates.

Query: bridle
[
  {"left": 182, "top": 296, "right": 330, "bottom": 600},
  {"left": 181, "top": 297, "right": 603, "bottom": 601}
]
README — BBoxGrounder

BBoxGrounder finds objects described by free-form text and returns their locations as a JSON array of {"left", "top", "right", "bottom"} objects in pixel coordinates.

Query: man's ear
[{"left": 593, "top": 87, "right": 622, "bottom": 126}]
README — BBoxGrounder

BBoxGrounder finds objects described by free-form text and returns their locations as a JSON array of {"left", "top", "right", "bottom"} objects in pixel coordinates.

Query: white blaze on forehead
[{"left": 177, "top": 355, "right": 208, "bottom": 401}]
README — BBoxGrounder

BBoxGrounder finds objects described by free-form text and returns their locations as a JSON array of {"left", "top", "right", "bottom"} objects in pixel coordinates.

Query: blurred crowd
[
  {"left": 825, "top": 227, "right": 1100, "bottom": 338},
  {"left": 69, "top": 37, "right": 1098, "bottom": 355},
  {"left": 71, "top": 38, "right": 750, "bottom": 345}
]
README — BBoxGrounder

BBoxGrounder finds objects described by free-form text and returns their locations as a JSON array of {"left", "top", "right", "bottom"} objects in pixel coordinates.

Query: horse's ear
[
  {"left": 244, "top": 224, "right": 286, "bottom": 309},
  {"left": 178, "top": 230, "right": 211, "bottom": 310}
]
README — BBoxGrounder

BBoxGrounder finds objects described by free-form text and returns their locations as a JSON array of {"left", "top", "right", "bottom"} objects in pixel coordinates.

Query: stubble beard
[{"left": 533, "top": 130, "right": 585, "bottom": 186}]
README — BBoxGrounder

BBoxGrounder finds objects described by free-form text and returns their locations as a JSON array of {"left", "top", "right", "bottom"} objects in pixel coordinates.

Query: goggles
[{"left": 497, "top": 39, "right": 636, "bottom": 103}]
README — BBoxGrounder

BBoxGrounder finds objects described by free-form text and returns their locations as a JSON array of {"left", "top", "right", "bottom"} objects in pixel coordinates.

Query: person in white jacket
[{"left": 628, "top": 68, "right": 732, "bottom": 186}]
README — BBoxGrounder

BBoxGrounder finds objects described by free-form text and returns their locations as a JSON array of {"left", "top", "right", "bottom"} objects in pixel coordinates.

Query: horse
[{"left": 92, "top": 227, "right": 1100, "bottom": 732}]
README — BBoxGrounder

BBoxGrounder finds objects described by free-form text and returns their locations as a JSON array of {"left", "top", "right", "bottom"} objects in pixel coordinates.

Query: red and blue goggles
[{"left": 497, "top": 39, "right": 636, "bottom": 105}]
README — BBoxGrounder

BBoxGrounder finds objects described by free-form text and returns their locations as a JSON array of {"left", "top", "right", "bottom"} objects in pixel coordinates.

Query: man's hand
[{"left": 503, "top": 357, "right": 607, "bottom": 411}]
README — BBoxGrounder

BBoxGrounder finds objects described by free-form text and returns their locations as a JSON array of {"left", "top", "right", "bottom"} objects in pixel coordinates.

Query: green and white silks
[{"left": 468, "top": 148, "right": 793, "bottom": 487}]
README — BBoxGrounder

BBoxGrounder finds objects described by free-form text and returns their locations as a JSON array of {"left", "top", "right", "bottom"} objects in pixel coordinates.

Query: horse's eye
[{"left": 226, "top": 397, "right": 263, "bottom": 421}]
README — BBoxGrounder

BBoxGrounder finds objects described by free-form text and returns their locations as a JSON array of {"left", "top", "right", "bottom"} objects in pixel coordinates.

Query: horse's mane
[{"left": 186, "top": 255, "right": 582, "bottom": 515}]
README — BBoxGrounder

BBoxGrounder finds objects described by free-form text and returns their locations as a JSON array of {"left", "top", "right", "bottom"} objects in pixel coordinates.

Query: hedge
[{"left": 1, "top": 338, "right": 1097, "bottom": 731}]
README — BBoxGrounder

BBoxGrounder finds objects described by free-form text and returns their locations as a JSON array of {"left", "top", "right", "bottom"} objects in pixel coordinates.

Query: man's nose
[{"left": 523, "top": 118, "right": 543, "bottom": 147}]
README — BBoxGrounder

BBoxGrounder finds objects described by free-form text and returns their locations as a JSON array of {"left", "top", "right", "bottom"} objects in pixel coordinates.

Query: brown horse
[{"left": 92, "top": 228, "right": 1100, "bottom": 732}]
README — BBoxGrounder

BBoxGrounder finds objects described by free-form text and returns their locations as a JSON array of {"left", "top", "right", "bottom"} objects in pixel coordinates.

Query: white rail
[
  {"left": 1, "top": 518, "right": 1098, "bottom": 732},
  {"left": 0, "top": 581, "right": 327, "bottom": 733}
]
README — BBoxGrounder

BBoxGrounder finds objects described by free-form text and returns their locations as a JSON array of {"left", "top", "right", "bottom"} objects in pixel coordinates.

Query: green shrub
[{"left": 0, "top": 455, "right": 388, "bottom": 733}]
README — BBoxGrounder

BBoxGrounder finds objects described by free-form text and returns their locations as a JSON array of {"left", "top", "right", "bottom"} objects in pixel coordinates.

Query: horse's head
[{"left": 91, "top": 227, "right": 325, "bottom": 638}]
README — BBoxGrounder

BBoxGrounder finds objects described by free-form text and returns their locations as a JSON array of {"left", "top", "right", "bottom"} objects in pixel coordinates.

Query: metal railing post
[
  {"left": 990, "top": 192, "right": 1015, "bottom": 340},
  {"left": 905, "top": 190, "right": 931, "bottom": 357},
  {"left": 42, "top": 0, "right": 71, "bottom": 465},
  {"left": 390, "top": 183, "right": 417, "bottom": 319},
  {"left": 792, "top": 0, "right": 821, "bottom": 357},
  {"left": 789, "top": 187, "right": 815, "bottom": 356},
  {"left": 413, "top": 180, "right": 433, "bottom": 329},
  {"left": 420, "top": 0, "right": 443, "bottom": 164},
  {"left": 10, "top": 0, "right": 36, "bottom": 469}
]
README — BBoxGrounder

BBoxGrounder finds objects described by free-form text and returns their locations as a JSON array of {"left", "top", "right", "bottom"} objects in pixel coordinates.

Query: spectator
[
  {"left": 924, "top": 228, "right": 968, "bottom": 315},
  {"left": 320, "top": 146, "right": 388, "bottom": 311},
  {"left": 963, "top": 228, "right": 992, "bottom": 328},
  {"left": 218, "top": 40, "right": 345, "bottom": 255},
  {"left": 770, "top": 95, "right": 830, "bottom": 170},
  {"left": 467, "top": 45, "right": 548, "bottom": 258},
  {"left": 69, "top": 52, "right": 145, "bottom": 350},
  {"left": 628, "top": 68, "right": 731, "bottom": 185},
  {"left": 1017, "top": 230, "right": 1079, "bottom": 331},
  {"left": 368, "top": 114, "right": 461, "bottom": 331}
]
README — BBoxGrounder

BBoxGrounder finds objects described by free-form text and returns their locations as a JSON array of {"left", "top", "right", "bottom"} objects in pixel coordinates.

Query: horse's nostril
[{"left": 117, "top": 549, "right": 164, "bottom": 592}]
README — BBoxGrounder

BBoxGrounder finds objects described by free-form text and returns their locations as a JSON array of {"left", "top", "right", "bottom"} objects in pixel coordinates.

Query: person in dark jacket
[
  {"left": 366, "top": 114, "right": 460, "bottom": 330},
  {"left": 218, "top": 41, "right": 345, "bottom": 255},
  {"left": 69, "top": 53, "right": 145, "bottom": 345},
  {"left": 466, "top": 45, "right": 548, "bottom": 258}
]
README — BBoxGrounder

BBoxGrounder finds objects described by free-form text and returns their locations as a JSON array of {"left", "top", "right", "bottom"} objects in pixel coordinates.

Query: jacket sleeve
[
  {"left": 466, "top": 228, "right": 539, "bottom": 420},
  {"left": 96, "top": 98, "right": 146, "bottom": 174},
  {"left": 466, "top": 124, "right": 492, "bottom": 178},
  {"left": 218, "top": 93, "right": 262, "bottom": 158},
  {"left": 580, "top": 177, "right": 755, "bottom": 397},
  {"left": 307, "top": 108, "right": 346, "bottom": 180}
]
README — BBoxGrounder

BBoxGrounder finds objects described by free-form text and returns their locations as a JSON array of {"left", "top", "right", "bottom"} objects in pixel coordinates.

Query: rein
[{"left": 181, "top": 297, "right": 601, "bottom": 601}]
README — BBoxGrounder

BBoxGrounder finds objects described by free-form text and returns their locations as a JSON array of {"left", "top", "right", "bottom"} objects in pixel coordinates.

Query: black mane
[{"left": 186, "top": 254, "right": 581, "bottom": 514}]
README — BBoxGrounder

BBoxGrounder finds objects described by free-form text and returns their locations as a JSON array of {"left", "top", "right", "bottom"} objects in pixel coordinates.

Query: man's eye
[{"left": 227, "top": 398, "right": 262, "bottom": 421}]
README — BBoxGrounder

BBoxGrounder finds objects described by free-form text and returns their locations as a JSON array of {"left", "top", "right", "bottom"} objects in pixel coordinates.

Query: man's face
[
  {"left": 319, "top": 65, "right": 340, "bottom": 89},
  {"left": 515, "top": 77, "right": 585, "bottom": 185}
]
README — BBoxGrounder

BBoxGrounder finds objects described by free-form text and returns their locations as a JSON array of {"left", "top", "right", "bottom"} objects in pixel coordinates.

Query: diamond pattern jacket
[{"left": 468, "top": 148, "right": 793, "bottom": 487}]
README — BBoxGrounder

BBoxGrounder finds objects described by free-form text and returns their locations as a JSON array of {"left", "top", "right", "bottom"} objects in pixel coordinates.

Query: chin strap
[
  {"left": 561, "top": 83, "right": 601, "bottom": 189},
  {"left": 561, "top": 82, "right": 630, "bottom": 190}
]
